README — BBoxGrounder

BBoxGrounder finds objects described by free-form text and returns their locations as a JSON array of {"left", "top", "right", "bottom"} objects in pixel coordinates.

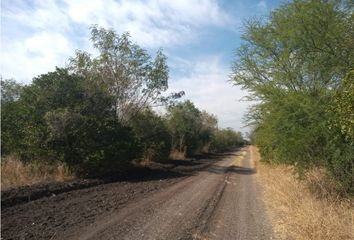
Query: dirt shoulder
[
  {"left": 1, "top": 153, "right": 229, "bottom": 240},
  {"left": 1, "top": 153, "right": 223, "bottom": 209}
]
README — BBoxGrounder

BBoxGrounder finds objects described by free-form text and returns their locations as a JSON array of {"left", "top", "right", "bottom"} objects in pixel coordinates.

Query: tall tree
[
  {"left": 233, "top": 0, "right": 353, "bottom": 98},
  {"left": 69, "top": 25, "right": 173, "bottom": 123},
  {"left": 167, "top": 101, "right": 203, "bottom": 155},
  {"left": 232, "top": 0, "right": 354, "bottom": 193}
]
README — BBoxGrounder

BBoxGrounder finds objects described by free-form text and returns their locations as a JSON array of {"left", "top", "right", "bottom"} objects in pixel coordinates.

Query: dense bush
[
  {"left": 166, "top": 100, "right": 244, "bottom": 155},
  {"left": 166, "top": 101, "right": 203, "bottom": 155},
  {"left": 1, "top": 79, "right": 24, "bottom": 156},
  {"left": 210, "top": 128, "right": 244, "bottom": 152},
  {"left": 129, "top": 109, "right": 171, "bottom": 162},
  {"left": 1, "top": 69, "right": 141, "bottom": 176},
  {"left": 1, "top": 69, "right": 245, "bottom": 176},
  {"left": 167, "top": 101, "right": 218, "bottom": 155},
  {"left": 233, "top": 0, "right": 353, "bottom": 194},
  {"left": 325, "top": 70, "right": 354, "bottom": 193}
]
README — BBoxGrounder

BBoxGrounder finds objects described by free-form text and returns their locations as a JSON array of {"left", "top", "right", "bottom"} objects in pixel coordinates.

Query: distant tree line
[
  {"left": 1, "top": 26, "right": 245, "bottom": 176},
  {"left": 233, "top": 0, "right": 353, "bottom": 194}
]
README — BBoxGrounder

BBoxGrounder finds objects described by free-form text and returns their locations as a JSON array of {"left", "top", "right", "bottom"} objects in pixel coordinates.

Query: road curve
[{"left": 65, "top": 147, "right": 271, "bottom": 240}]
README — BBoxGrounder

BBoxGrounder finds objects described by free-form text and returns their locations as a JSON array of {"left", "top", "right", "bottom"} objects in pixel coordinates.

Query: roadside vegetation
[
  {"left": 233, "top": 0, "right": 353, "bottom": 196},
  {"left": 235, "top": 1, "right": 353, "bottom": 238},
  {"left": 251, "top": 146, "right": 353, "bottom": 240},
  {"left": 1, "top": 156, "right": 72, "bottom": 189},
  {"left": 1, "top": 26, "right": 245, "bottom": 188}
]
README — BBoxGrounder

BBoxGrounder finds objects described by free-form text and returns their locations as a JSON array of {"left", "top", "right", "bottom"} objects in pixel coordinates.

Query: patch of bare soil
[{"left": 1, "top": 153, "right": 226, "bottom": 240}]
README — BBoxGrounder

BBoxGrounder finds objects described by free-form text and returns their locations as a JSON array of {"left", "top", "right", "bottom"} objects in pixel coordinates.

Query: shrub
[
  {"left": 129, "top": 109, "right": 171, "bottom": 163},
  {"left": 210, "top": 128, "right": 244, "bottom": 152}
]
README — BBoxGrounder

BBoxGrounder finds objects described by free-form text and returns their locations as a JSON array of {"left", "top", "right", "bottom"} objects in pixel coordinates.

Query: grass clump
[
  {"left": 1, "top": 155, "right": 73, "bottom": 190},
  {"left": 252, "top": 146, "right": 354, "bottom": 240}
]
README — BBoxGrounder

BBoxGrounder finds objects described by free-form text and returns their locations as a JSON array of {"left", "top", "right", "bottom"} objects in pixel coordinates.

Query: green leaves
[
  {"left": 1, "top": 79, "right": 23, "bottom": 103},
  {"left": 330, "top": 70, "right": 354, "bottom": 143},
  {"left": 167, "top": 100, "right": 202, "bottom": 154},
  {"left": 233, "top": 0, "right": 353, "bottom": 97},
  {"left": 129, "top": 109, "right": 171, "bottom": 162},
  {"left": 69, "top": 25, "right": 171, "bottom": 123},
  {"left": 166, "top": 101, "right": 243, "bottom": 155},
  {"left": 233, "top": 0, "right": 354, "bottom": 194},
  {"left": 210, "top": 128, "right": 244, "bottom": 152}
]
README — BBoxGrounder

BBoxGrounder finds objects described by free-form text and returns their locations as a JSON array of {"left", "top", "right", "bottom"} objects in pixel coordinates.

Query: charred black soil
[{"left": 1, "top": 153, "right": 230, "bottom": 240}]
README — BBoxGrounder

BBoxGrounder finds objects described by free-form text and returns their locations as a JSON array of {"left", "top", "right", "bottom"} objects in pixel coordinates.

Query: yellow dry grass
[
  {"left": 251, "top": 146, "right": 354, "bottom": 240},
  {"left": 169, "top": 149, "right": 186, "bottom": 160},
  {"left": 1, "top": 155, "right": 74, "bottom": 190}
]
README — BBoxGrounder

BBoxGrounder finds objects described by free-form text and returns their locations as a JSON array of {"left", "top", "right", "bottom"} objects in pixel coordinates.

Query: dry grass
[
  {"left": 169, "top": 149, "right": 186, "bottom": 160},
  {"left": 251, "top": 146, "right": 354, "bottom": 240},
  {"left": 1, "top": 155, "right": 74, "bottom": 190}
]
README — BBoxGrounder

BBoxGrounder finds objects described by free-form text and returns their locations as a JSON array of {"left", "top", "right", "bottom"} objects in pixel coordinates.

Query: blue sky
[{"left": 1, "top": 0, "right": 282, "bottom": 134}]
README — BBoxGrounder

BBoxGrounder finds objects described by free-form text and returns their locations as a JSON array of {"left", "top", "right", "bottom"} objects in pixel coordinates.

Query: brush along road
[{"left": 2, "top": 147, "right": 271, "bottom": 240}]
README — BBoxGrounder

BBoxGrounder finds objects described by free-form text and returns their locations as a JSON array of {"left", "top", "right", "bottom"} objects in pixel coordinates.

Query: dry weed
[
  {"left": 1, "top": 155, "right": 74, "bottom": 190},
  {"left": 251, "top": 146, "right": 354, "bottom": 240},
  {"left": 169, "top": 149, "right": 186, "bottom": 160}
]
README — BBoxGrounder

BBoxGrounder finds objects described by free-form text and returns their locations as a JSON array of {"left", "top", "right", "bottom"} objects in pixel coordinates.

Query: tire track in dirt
[{"left": 201, "top": 148, "right": 271, "bottom": 239}]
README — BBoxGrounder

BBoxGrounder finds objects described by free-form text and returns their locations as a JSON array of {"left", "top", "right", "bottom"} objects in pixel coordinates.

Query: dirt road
[{"left": 2, "top": 147, "right": 271, "bottom": 240}]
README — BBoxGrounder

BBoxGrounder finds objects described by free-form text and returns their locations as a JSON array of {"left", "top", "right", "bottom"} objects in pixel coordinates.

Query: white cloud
[
  {"left": 1, "top": 0, "right": 233, "bottom": 82},
  {"left": 1, "top": 32, "right": 74, "bottom": 81},
  {"left": 2, "top": 0, "right": 70, "bottom": 31},
  {"left": 63, "top": 0, "right": 231, "bottom": 48},
  {"left": 168, "top": 56, "right": 252, "bottom": 132}
]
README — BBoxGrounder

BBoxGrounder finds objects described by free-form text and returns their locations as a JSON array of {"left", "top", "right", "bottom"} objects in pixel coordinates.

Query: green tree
[
  {"left": 326, "top": 70, "right": 354, "bottom": 193},
  {"left": 129, "top": 109, "right": 171, "bottom": 162},
  {"left": 167, "top": 100, "right": 202, "bottom": 155},
  {"left": 198, "top": 111, "right": 218, "bottom": 152},
  {"left": 166, "top": 101, "right": 226, "bottom": 155},
  {"left": 1, "top": 79, "right": 25, "bottom": 155},
  {"left": 1, "top": 26, "right": 183, "bottom": 176},
  {"left": 210, "top": 128, "right": 244, "bottom": 152},
  {"left": 2, "top": 69, "right": 140, "bottom": 175},
  {"left": 232, "top": 0, "right": 354, "bottom": 193},
  {"left": 68, "top": 25, "right": 176, "bottom": 123},
  {"left": 330, "top": 70, "right": 354, "bottom": 143},
  {"left": 233, "top": 0, "right": 352, "bottom": 98},
  {"left": 1, "top": 78, "right": 23, "bottom": 102}
]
